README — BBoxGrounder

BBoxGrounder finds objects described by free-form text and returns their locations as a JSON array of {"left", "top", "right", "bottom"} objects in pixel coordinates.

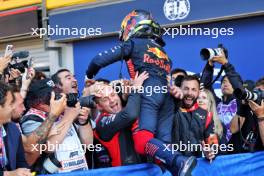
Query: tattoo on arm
[{"left": 33, "top": 113, "right": 57, "bottom": 144}]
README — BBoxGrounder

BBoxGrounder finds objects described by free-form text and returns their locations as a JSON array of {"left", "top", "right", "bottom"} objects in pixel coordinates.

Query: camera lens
[
  {"left": 200, "top": 48, "right": 211, "bottom": 60},
  {"left": 66, "top": 93, "right": 78, "bottom": 107}
]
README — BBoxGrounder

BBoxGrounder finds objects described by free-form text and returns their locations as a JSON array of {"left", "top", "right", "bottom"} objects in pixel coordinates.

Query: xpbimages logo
[
  {"left": 163, "top": 142, "right": 234, "bottom": 155},
  {"left": 163, "top": 25, "right": 234, "bottom": 39},
  {"left": 31, "top": 142, "right": 102, "bottom": 154},
  {"left": 31, "top": 25, "right": 102, "bottom": 39}
]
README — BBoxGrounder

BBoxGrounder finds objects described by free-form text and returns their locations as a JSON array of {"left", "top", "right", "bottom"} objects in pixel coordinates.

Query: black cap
[{"left": 28, "top": 78, "right": 55, "bottom": 97}]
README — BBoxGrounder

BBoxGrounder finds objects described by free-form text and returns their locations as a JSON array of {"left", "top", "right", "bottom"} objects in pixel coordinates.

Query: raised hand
[{"left": 50, "top": 92, "right": 67, "bottom": 117}]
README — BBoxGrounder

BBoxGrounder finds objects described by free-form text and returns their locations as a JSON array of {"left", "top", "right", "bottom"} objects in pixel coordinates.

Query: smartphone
[
  {"left": 28, "top": 57, "right": 33, "bottom": 68},
  {"left": 26, "top": 57, "right": 33, "bottom": 79},
  {"left": 4, "top": 45, "right": 13, "bottom": 57}
]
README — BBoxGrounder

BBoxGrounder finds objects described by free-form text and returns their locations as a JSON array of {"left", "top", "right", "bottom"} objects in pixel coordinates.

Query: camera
[
  {"left": 200, "top": 44, "right": 228, "bottom": 61},
  {"left": 174, "top": 75, "right": 185, "bottom": 87},
  {"left": 4, "top": 51, "right": 30, "bottom": 74},
  {"left": 55, "top": 93, "right": 78, "bottom": 107},
  {"left": 55, "top": 93, "right": 96, "bottom": 108},
  {"left": 234, "top": 88, "right": 264, "bottom": 105},
  {"left": 79, "top": 95, "right": 96, "bottom": 109},
  {"left": 200, "top": 48, "right": 222, "bottom": 61},
  {"left": 9, "top": 60, "right": 28, "bottom": 73}
]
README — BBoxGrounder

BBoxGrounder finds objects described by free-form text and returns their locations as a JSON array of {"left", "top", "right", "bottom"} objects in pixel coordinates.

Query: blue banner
[
  {"left": 40, "top": 163, "right": 164, "bottom": 176},
  {"left": 40, "top": 152, "right": 264, "bottom": 176},
  {"left": 193, "top": 151, "right": 264, "bottom": 176},
  {"left": 73, "top": 15, "right": 264, "bottom": 92},
  {"left": 49, "top": 0, "right": 264, "bottom": 41}
]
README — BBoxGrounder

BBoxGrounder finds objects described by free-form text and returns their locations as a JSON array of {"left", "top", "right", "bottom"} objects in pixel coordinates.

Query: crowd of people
[{"left": 0, "top": 9, "right": 263, "bottom": 176}]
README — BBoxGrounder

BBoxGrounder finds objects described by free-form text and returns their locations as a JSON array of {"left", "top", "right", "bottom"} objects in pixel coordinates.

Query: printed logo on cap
[
  {"left": 47, "top": 80, "right": 55, "bottom": 87},
  {"left": 163, "top": 0, "right": 190, "bottom": 21}
]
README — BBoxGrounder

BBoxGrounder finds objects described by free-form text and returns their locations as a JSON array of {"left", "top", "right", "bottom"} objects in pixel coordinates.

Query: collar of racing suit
[{"left": 96, "top": 111, "right": 111, "bottom": 123}]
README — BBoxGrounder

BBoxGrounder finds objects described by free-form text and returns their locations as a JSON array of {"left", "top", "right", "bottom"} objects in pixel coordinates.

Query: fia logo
[{"left": 163, "top": 0, "right": 191, "bottom": 21}]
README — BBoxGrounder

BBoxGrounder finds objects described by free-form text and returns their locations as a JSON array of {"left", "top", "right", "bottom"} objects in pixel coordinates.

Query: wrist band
[
  {"left": 75, "top": 116, "right": 91, "bottom": 126},
  {"left": 76, "top": 119, "right": 89, "bottom": 126}
]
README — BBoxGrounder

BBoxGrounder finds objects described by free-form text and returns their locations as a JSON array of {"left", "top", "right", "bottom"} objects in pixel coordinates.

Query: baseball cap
[{"left": 27, "top": 78, "right": 55, "bottom": 97}]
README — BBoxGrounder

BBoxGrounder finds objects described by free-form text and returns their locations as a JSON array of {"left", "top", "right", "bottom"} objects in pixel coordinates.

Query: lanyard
[{"left": 0, "top": 127, "right": 6, "bottom": 168}]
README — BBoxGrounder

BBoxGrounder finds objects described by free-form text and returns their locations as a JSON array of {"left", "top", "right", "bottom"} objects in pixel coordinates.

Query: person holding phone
[{"left": 0, "top": 45, "right": 13, "bottom": 80}]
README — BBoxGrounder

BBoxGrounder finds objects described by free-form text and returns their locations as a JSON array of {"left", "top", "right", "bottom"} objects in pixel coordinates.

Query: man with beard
[
  {"left": 0, "top": 81, "right": 31, "bottom": 176},
  {"left": 11, "top": 86, "right": 26, "bottom": 124},
  {"left": 171, "top": 75, "right": 216, "bottom": 161}
]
